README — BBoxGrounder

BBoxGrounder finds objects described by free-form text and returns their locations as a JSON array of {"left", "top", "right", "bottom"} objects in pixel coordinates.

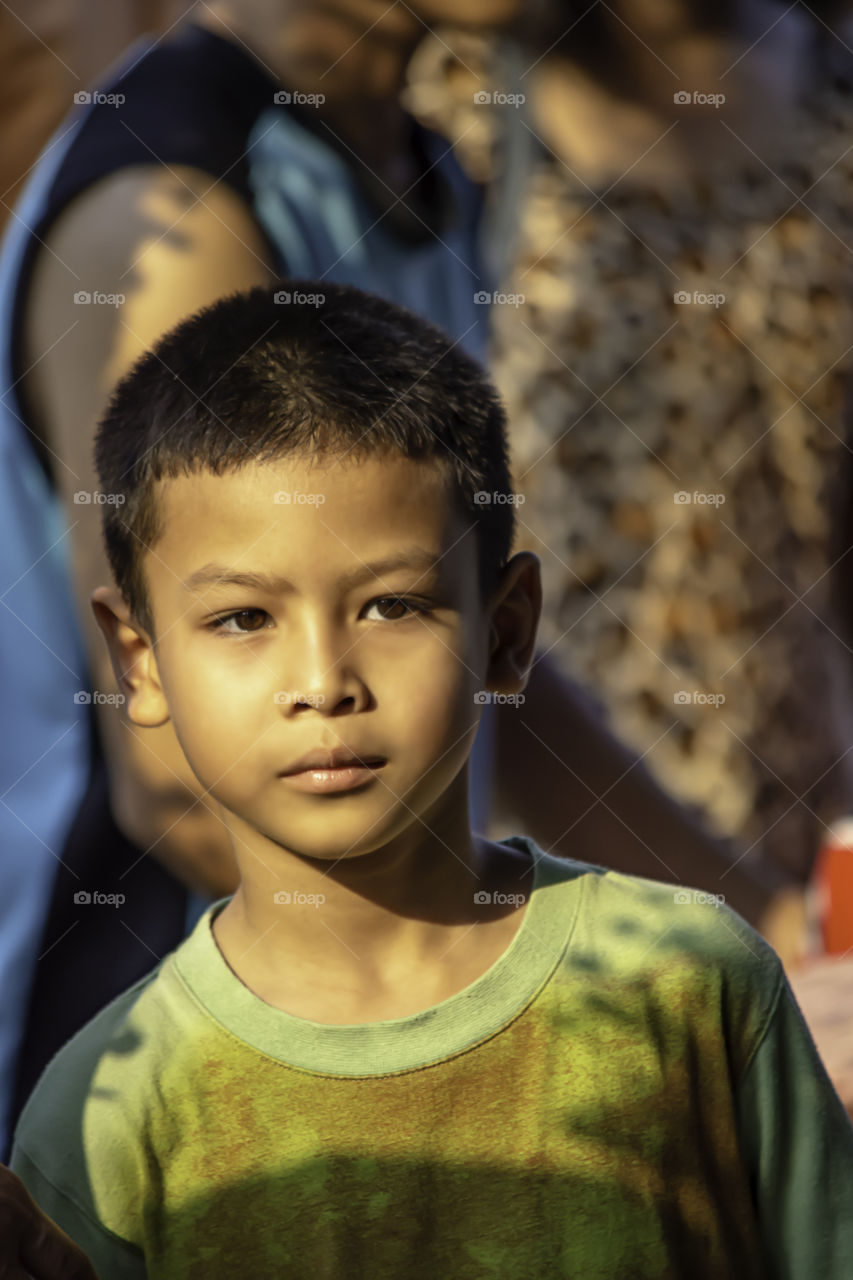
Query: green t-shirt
[{"left": 10, "top": 838, "right": 853, "bottom": 1278}]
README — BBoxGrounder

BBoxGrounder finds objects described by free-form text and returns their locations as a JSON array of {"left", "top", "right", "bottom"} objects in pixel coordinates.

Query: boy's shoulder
[
  {"left": 8, "top": 964, "right": 161, "bottom": 1254},
  {"left": 9, "top": 915, "right": 208, "bottom": 1236},
  {"left": 11, "top": 956, "right": 165, "bottom": 1140},
  {"left": 547, "top": 841, "right": 781, "bottom": 972},
  {"left": 526, "top": 837, "right": 779, "bottom": 969},
  {"left": 521, "top": 839, "right": 785, "bottom": 1070}
]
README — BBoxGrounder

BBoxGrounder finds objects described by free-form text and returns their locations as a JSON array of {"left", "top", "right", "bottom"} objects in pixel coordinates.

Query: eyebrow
[{"left": 180, "top": 548, "right": 442, "bottom": 596}]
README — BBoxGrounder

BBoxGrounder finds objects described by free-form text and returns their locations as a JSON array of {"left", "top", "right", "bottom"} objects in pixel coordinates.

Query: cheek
[
  {"left": 159, "top": 646, "right": 268, "bottom": 756},
  {"left": 384, "top": 636, "right": 480, "bottom": 739}
]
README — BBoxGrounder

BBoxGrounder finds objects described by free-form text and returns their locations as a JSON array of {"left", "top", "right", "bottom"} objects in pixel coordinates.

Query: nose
[{"left": 274, "top": 619, "right": 371, "bottom": 716}]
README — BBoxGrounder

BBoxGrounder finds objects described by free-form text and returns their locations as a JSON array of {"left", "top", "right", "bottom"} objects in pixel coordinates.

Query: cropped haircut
[{"left": 94, "top": 280, "right": 516, "bottom": 640}]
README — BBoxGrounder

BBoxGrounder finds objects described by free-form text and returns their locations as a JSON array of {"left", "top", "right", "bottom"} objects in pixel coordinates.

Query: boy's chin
[{"left": 259, "top": 821, "right": 407, "bottom": 865}]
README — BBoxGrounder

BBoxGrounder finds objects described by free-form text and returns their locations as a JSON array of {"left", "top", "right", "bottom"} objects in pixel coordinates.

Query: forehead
[{"left": 145, "top": 452, "right": 475, "bottom": 589}]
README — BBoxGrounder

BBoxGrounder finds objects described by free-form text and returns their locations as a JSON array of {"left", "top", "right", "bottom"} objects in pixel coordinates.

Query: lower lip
[{"left": 280, "top": 763, "right": 385, "bottom": 793}]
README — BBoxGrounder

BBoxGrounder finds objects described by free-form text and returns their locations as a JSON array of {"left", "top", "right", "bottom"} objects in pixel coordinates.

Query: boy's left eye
[
  {"left": 363, "top": 596, "right": 431, "bottom": 622},
  {"left": 206, "top": 609, "right": 269, "bottom": 635}
]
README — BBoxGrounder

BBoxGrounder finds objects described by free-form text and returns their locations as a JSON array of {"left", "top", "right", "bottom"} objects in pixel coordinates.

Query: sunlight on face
[{"left": 141, "top": 451, "right": 492, "bottom": 862}]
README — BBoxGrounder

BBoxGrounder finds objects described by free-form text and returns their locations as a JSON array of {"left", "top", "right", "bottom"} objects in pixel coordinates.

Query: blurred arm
[
  {"left": 0, "top": 1159, "right": 100, "bottom": 1278},
  {"left": 23, "top": 167, "right": 277, "bottom": 896}
]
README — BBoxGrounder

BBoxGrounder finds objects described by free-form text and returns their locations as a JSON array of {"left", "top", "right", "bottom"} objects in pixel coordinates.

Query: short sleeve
[
  {"left": 735, "top": 974, "right": 853, "bottom": 1279},
  {"left": 9, "top": 1141, "right": 147, "bottom": 1279}
]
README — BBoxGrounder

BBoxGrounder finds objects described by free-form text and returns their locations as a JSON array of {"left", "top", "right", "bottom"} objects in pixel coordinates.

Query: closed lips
[{"left": 281, "top": 751, "right": 386, "bottom": 775}]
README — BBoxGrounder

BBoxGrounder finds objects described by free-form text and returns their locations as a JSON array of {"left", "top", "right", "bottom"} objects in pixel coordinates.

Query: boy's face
[{"left": 98, "top": 451, "right": 539, "bottom": 866}]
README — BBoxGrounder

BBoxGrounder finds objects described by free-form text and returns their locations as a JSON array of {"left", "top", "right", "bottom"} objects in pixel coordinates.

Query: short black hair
[{"left": 94, "top": 280, "right": 516, "bottom": 640}]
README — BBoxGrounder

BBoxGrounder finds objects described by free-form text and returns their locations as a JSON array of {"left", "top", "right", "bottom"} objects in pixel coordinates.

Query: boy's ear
[
  {"left": 485, "top": 551, "right": 542, "bottom": 694},
  {"left": 90, "top": 586, "right": 171, "bottom": 727}
]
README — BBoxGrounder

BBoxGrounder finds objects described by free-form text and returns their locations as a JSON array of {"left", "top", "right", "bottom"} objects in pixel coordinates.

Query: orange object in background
[
  {"left": 793, "top": 822, "right": 853, "bottom": 1118},
  {"left": 811, "top": 819, "right": 853, "bottom": 957}
]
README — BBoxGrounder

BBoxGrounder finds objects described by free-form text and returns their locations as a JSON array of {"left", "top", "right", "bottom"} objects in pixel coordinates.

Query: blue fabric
[
  {"left": 248, "top": 108, "right": 494, "bottom": 365},
  {"left": 0, "top": 121, "right": 93, "bottom": 1156},
  {"left": 184, "top": 890, "right": 214, "bottom": 935}
]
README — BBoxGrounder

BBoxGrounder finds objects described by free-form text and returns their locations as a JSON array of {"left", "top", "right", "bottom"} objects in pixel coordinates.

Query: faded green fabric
[{"left": 11, "top": 838, "right": 853, "bottom": 1278}]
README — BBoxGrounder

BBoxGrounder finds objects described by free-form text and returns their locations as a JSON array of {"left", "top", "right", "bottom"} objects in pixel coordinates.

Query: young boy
[{"left": 9, "top": 281, "right": 853, "bottom": 1279}]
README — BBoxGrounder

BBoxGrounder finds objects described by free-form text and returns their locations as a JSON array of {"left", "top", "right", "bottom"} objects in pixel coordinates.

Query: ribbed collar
[{"left": 173, "top": 837, "right": 589, "bottom": 1075}]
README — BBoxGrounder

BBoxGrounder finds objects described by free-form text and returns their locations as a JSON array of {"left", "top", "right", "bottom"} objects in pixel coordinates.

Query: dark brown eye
[
  {"left": 209, "top": 609, "right": 269, "bottom": 634},
  {"left": 365, "top": 598, "right": 427, "bottom": 622}
]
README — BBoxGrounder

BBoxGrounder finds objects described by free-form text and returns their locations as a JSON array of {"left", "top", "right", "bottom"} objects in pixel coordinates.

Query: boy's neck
[{"left": 211, "top": 791, "right": 536, "bottom": 1022}]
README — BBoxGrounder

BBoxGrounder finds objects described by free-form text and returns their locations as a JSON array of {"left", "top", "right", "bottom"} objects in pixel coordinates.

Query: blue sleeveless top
[{"left": 0, "top": 23, "right": 498, "bottom": 1155}]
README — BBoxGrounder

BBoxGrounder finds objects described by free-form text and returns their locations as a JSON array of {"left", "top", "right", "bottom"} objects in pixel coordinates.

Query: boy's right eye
[{"left": 206, "top": 609, "right": 270, "bottom": 635}]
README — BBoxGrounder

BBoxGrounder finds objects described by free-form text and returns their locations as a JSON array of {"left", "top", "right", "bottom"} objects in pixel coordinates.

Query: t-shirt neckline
[{"left": 173, "top": 837, "right": 586, "bottom": 1075}]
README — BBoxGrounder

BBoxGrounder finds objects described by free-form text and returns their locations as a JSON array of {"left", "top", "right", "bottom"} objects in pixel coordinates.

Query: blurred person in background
[{"left": 479, "top": 0, "right": 853, "bottom": 921}]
